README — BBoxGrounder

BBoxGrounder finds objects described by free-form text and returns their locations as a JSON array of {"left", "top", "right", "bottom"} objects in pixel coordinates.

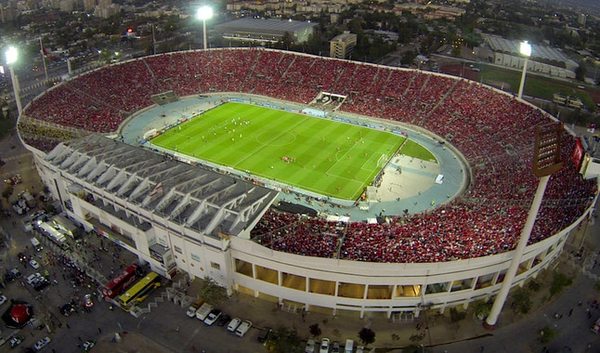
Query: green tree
[
  {"left": 575, "top": 64, "right": 586, "bottom": 81},
  {"left": 511, "top": 287, "right": 532, "bottom": 314},
  {"left": 266, "top": 327, "right": 303, "bottom": 353},
  {"left": 197, "top": 276, "right": 228, "bottom": 305},
  {"left": 538, "top": 325, "right": 557, "bottom": 344},
  {"left": 309, "top": 323, "right": 321, "bottom": 337},
  {"left": 527, "top": 279, "right": 541, "bottom": 292},
  {"left": 2, "top": 185, "right": 14, "bottom": 201},
  {"left": 549, "top": 271, "right": 572, "bottom": 297},
  {"left": 277, "top": 31, "right": 294, "bottom": 50},
  {"left": 473, "top": 300, "right": 492, "bottom": 320},
  {"left": 401, "top": 50, "right": 417, "bottom": 66},
  {"left": 358, "top": 327, "right": 376, "bottom": 347},
  {"left": 449, "top": 307, "right": 466, "bottom": 322}
]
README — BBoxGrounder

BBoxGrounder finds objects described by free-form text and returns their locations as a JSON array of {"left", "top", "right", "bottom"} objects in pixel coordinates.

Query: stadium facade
[{"left": 20, "top": 48, "right": 598, "bottom": 318}]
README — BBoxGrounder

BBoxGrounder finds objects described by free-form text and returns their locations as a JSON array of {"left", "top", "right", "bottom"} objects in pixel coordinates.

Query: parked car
[
  {"left": 227, "top": 317, "right": 241, "bottom": 332},
  {"left": 186, "top": 305, "right": 199, "bottom": 318},
  {"left": 320, "top": 338, "right": 330, "bottom": 353},
  {"left": 203, "top": 309, "right": 222, "bottom": 326},
  {"left": 60, "top": 303, "right": 76, "bottom": 317},
  {"left": 33, "top": 336, "right": 51, "bottom": 351},
  {"left": 215, "top": 313, "right": 231, "bottom": 326},
  {"left": 9, "top": 335, "right": 24, "bottom": 348},
  {"left": 29, "top": 260, "right": 40, "bottom": 270},
  {"left": 195, "top": 303, "right": 213, "bottom": 321},
  {"left": 331, "top": 341, "right": 340, "bottom": 353},
  {"left": 235, "top": 320, "right": 252, "bottom": 337},
  {"left": 83, "top": 294, "right": 94, "bottom": 308},
  {"left": 356, "top": 345, "right": 365, "bottom": 353},
  {"left": 82, "top": 340, "right": 95, "bottom": 352},
  {"left": 305, "top": 339, "right": 316, "bottom": 353},
  {"left": 592, "top": 317, "right": 600, "bottom": 334},
  {"left": 26, "top": 273, "right": 43, "bottom": 286}
]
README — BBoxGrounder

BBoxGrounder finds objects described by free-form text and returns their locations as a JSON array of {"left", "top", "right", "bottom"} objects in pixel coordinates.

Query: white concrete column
[{"left": 486, "top": 175, "right": 549, "bottom": 327}]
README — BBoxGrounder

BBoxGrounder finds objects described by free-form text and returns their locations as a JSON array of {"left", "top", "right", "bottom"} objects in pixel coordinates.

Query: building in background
[
  {"left": 479, "top": 34, "right": 578, "bottom": 79},
  {"left": 330, "top": 31, "right": 357, "bottom": 59},
  {"left": 214, "top": 18, "right": 317, "bottom": 46}
]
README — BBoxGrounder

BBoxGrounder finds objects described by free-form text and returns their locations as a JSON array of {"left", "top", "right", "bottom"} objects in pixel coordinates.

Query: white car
[
  {"left": 319, "top": 338, "right": 330, "bottom": 353},
  {"left": 227, "top": 317, "right": 241, "bottom": 332},
  {"left": 234, "top": 320, "right": 252, "bottom": 337},
  {"left": 29, "top": 259, "right": 40, "bottom": 269},
  {"left": 0, "top": 295, "right": 7, "bottom": 306},
  {"left": 33, "top": 336, "right": 51, "bottom": 351},
  {"left": 186, "top": 305, "right": 198, "bottom": 318},
  {"left": 26, "top": 273, "right": 43, "bottom": 286},
  {"left": 203, "top": 309, "right": 222, "bottom": 326},
  {"left": 305, "top": 339, "right": 316, "bottom": 353}
]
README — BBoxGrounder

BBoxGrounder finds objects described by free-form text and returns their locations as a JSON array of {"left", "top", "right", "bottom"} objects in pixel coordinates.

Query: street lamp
[
  {"left": 517, "top": 41, "right": 532, "bottom": 100},
  {"left": 196, "top": 5, "right": 214, "bottom": 50},
  {"left": 5, "top": 46, "right": 22, "bottom": 116}
]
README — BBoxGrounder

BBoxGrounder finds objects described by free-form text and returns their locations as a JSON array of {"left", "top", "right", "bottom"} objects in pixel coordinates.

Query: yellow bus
[{"left": 117, "top": 272, "right": 161, "bottom": 307}]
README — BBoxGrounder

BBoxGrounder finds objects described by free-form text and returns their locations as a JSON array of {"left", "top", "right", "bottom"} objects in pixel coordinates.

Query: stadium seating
[{"left": 21, "top": 48, "right": 597, "bottom": 263}]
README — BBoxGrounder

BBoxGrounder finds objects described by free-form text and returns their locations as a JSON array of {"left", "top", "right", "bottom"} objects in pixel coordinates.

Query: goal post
[{"left": 377, "top": 153, "right": 388, "bottom": 168}]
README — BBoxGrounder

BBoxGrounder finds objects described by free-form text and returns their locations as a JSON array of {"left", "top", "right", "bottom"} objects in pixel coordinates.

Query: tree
[
  {"left": 549, "top": 271, "right": 572, "bottom": 297},
  {"left": 358, "top": 327, "right": 376, "bottom": 346},
  {"left": 277, "top": 32, "right": 294, "bottom": 50},
  {"left": 2, "top": 185, "right": 13, "bottom": 201},
  {"left": 400, "top": 50, "right": 417, "bottom": 66},
  {"left": 197, "top": 276, "right": 227, "bottom": 305},
  {"left": 575, "top": 64, "right": 586, "bottom": 81},
  {"left": 511, "top": 287, "right": 531, "bottom": 314},
  {"left": 538, "top": 325, "right": 557, "bottom": 344},
  {"left": 473, "top": 300, "right": 492, "bottom": 320},
  {"left": 309, "top": 323, "right": 321, "bottom": 337},
  {"left": 267, "top": 327, "right": 303, "bottom": 353}
]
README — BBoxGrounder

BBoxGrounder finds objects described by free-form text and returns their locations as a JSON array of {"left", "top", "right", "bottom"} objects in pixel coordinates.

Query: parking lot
[{"left": 0, "top": 170, "right": 270, "bottom": 353}]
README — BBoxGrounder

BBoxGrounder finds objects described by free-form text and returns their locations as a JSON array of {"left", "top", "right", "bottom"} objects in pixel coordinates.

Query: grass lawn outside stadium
[{"left": 150, "top": 102, "right": 406, "bottom": 200}]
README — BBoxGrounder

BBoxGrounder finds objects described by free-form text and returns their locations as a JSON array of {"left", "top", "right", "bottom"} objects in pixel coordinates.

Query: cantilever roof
[{"left": 45, "top": 135, "right": 277, "bottom": 237}]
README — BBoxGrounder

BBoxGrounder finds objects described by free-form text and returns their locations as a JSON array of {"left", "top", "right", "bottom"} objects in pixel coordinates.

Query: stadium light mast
[
  {"left": 39, "top": 37, "right": 49, "bottom": 82},
  {"left": 485, "top": 123, "right": 563, "bottom": 328},
  {"left": 196, "top": 5, "right": 214, "bottom": 50},
  {"left": 517, "top": 41, "right": 532, "bottom": 100},
  {"left": 5, "top": 46, "right": 22, "bottom": 116}
]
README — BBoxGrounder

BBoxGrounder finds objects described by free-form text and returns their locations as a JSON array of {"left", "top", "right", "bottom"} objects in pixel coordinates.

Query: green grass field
[
  {"left": 479, "top": 65, "right": 596, "bottom": 110},
  {"left": 150, "top": 102, "right": 406, "bottom": 200}
]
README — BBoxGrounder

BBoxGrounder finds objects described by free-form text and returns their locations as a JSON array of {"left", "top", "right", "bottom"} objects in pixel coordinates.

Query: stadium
[{"left": 18, "top": 48, "right": 598, "bottom": 318}]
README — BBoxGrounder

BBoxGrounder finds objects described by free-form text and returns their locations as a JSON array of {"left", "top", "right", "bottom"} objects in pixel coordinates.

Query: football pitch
[{"left": 150, "top": 102, "right": 405, "bottom": 200}]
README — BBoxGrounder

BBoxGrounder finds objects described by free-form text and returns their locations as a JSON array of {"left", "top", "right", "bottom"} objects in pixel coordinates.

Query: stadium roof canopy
[
  {"left": 482, "top": 33, "right": 571, "bottom": 63},
  {"left": 45, "top": 135, "right": 277, "bottom": 237}
]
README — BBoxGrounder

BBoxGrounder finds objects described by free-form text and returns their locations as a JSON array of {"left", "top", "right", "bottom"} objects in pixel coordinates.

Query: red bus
[{"left": 102, "top": 264, "right": 138, "bottom": 300}]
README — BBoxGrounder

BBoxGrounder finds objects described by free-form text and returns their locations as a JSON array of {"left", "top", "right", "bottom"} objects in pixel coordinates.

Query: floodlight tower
[
  {"left": 517, "top": 41, "right": 532, "bottom": 100},
  {"left": 196, "top": 5, "right": 214, "bottom": 50},
  {"left": 5, "top": 46, "right": 22, "bottom": 116},
  {"left": 485, "top": 123, "right": 563, "bottom": 328}
]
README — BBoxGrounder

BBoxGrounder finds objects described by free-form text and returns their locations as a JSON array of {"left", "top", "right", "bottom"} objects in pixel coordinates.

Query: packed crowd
[{"left": 21, "top": 48, "right": 598, "bottom": 262}]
